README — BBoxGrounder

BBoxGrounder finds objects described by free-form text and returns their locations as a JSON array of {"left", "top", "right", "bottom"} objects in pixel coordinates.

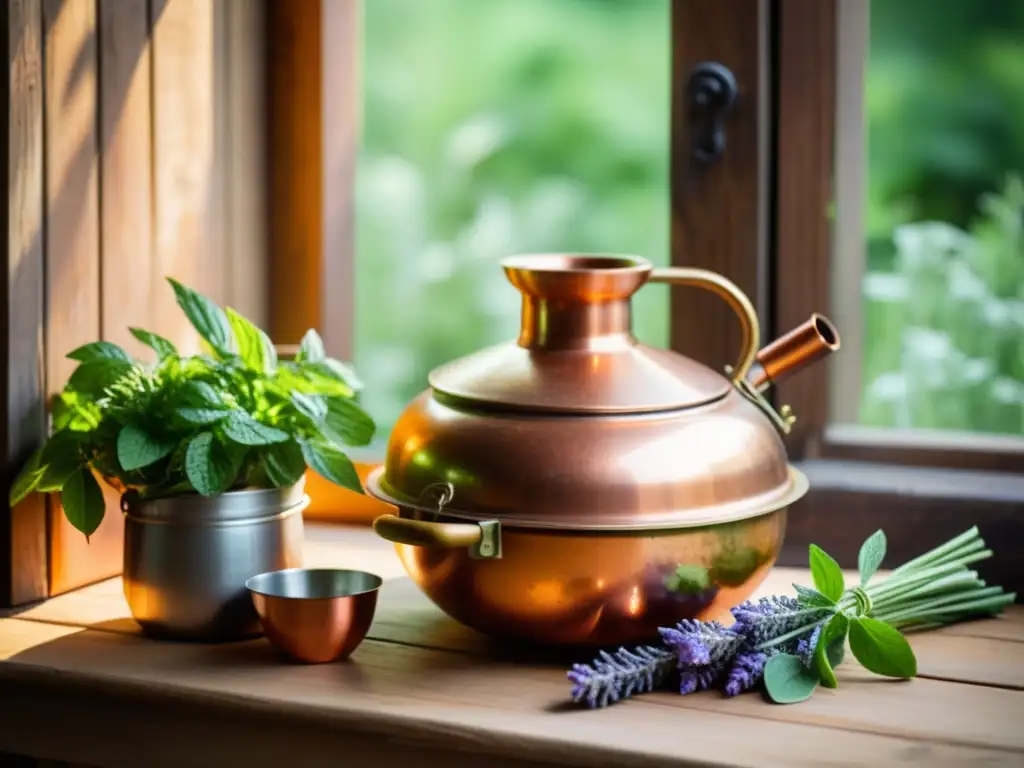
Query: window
[
  {"left": 832, "top": 0, "right": 1024, "bottom": 438},
  {"left": 354, "top": 0, "right": 671, "bottom": 440}
]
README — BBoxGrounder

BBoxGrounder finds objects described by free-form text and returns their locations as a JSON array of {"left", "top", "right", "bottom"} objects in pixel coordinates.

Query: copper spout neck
[
  {"left": 502, "top": 254, "right": 651, "bottom": 351},
  {"left": 747, "top": 314, "right": 840, "bottom": 390}
]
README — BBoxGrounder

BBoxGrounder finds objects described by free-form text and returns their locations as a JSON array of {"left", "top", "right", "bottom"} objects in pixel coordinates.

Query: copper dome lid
[{"left": 371, "top": 255, "right": 839, "bottom": 531}]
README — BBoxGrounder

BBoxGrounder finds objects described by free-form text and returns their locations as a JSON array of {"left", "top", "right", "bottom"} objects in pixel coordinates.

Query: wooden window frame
[{"left": 274, "top": 0, "right": 1023, "bottom": 597}]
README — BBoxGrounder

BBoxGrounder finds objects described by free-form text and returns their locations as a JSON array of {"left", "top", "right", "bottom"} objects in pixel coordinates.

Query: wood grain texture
[
  {"left": 47, "top": 0, "right": 152, "bottom": 599},
  {"left": 223, "top": 0, "right": 268, "bottom": 326},
  {"left": 1, "top": 0, "right": 48, "bottom": 607},
  {"left": 670, "top": 0, "right": 768, "bottom": 375},
  {"left": 0, "top": 616, "right": 1021, "bottom": 768},
  {"left": 267, "top": 0, "right": 323, "bottom": 347},
  {"left": 266, "top": 0, "right": 358, "bottom": 357},
  {"left": 98, "top": 0, "right": 153, "bottom": 357},
  {"left": 42, "top": 0, "right": 106, "bottom": 599},
  {"left": 772, "top": 0, "right": 836, "bottom": 458},
  {"left": 151, "top": 0, "right": 225, "bottom": 351}
]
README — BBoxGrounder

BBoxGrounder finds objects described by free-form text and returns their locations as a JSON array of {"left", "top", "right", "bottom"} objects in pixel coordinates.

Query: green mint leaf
[
  {"left": 222, "top": 411, "right": 289, "bottom": 446},
  {"left": 167, "top": 277, "right": 235, "bottom": 358},
  {"left": 809, "top": 544, "right": 845, "bottom": 602},
  {"left": 67, "top": 341, "right": 131, "bottom": 363},
  {"left": 827, "top": 630, "right": 847, "bottom": 669},
  {"left": 117, "top": 424, "right": 177, "bottom": 471},
  {"left": 858, "top": 529, "right": 887, "bottom": 586},
  {"left": 291, "top": 392, "right": 327, "bottom": 423},
  {"left": 38, "top": 430, "right": 86, "bottom": 492},
  {"left": 185, "top": 432, "right": 245, "bottom": 496},
  {"left": 9, "top": 449, "right": 44, "bottom": 506},
  {"left": 177, "top": 407, "right": 229, "bottom": 425},
  {"left": 300, "top": 438, "right": 362, "bottom": 494},
  {"left": 67, "top": 358, "right": 134, "bottom": 397},
  {"left": 129, "top": 327, "right": 178, "bottom": 360},
  {"left": 52, "top": 391, "right": 101, "bottom": 431},
  {"left": 296, "top": 329, "right": 326, "bottom": 363},
  {"left": 814, "top": 613, "right": 849, "bottom": 689},
  {"left": 226, "top": 307, "right": 277, "bottom": 374},
  {"left": 665, "top": 565, "right": 711, "bottom": 594},
  {"left": 793, "top": 583, "right": 836, "bottom": 609},
  {"left": 261, "top": 440, "right": 306, "bottom": 488},
  {"left": 324, "top": 396, "right": 375, "bottom": 447},
  {"left": 177, "top": 380, "right": 226, "bottom": 409},
  {"left": 311, "top": 358, "right": 362, "bottom": 391},
  {"left": 764, "top": 653, "right": 819, "bottom": 704},
  {"left": 285, "top": 363, "right": 353, "bottom": 397},
  {"left": 61, "top": 468, "right": 106, "bottom": 538},
  {"left": 848, "top": 617, "right": 917, "bottom": 679}
]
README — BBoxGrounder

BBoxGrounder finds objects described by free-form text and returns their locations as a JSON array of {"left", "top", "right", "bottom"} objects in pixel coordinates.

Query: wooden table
[{"left": 0, "top": 524, "right": 1021, "bottom": 768}]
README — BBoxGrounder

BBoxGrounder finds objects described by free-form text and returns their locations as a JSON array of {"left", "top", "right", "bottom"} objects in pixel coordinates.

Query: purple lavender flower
[
  {"left": 658, "top": 619, "right": 743, "bottom": 667},
  {"left": 567, "top": 645, "right": 676, "bottom": 709},
  {"left": 796, "top": 625, "right": 823, "bottom": 667},
  {"left": 723, "top": 650, "right": 773, "bottom": 697},
  {"left": 679, "top": 666, "right": 718, "bottom": 694},
  {"left": 731, "top": 595, "right": 829, "bottom": 651}
]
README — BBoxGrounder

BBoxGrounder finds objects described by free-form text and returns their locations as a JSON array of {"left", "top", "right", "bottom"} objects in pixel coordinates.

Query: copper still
[{"left": 367, "top": 254, "right": 839, "bottom": 645}]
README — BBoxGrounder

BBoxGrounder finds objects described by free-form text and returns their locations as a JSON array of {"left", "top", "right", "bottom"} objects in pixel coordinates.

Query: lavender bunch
[
  {"left": 567, "top": 527, "right": 1014, "bottom": 708},
  {"left": 567, "top": 645, "right": 676, "bottom": 708}
]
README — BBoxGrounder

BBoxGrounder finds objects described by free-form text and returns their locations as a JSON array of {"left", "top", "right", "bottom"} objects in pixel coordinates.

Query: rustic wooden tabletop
[{"left": 0, "top": 523, "right": 1021, "bottom": 768}]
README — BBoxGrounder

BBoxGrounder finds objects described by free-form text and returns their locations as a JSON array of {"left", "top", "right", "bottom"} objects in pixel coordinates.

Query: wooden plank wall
[{"left": 2, "top": 0, "right": 268, "bottom": 607}]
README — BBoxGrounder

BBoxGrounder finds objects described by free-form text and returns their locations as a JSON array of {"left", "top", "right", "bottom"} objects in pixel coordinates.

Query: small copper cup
[{"left": 246, "top": 568, "right": 382, "bottom": 663}]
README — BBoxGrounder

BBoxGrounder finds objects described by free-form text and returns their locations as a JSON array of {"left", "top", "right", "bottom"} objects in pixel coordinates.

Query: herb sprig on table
[
  {"left": 568, "top": 527, "right": 1014, "bottom": 708},
  {"left": 9, "top": 278, "right": 374, "bottom": 539}
]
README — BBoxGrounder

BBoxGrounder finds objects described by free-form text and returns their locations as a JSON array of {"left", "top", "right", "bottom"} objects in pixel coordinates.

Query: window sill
[{"left": 784, "top": 459, "right": 1024, "bottom": 595}]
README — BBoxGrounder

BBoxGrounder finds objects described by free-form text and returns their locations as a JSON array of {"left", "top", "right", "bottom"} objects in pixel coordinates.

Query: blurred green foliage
[
  {"left": 861, "top": 0, "right": 1024, "bottom": 434},
  {"left": 354, "top": 0, "right": 1022, "bottom": 440}
]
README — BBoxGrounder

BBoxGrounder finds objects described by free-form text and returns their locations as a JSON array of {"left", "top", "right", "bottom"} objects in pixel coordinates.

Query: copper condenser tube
[{"left": 747, "top": 314, "right": 840, "bottom": 391}]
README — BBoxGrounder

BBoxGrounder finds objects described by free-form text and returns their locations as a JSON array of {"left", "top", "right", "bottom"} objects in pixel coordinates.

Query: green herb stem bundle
[{"left": 832, "top": 527, "right": 1012, "bottom": 631}]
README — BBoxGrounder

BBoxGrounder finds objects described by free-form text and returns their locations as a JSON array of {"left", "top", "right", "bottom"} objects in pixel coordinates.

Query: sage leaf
[
  {"left": 185, "top": 432, "right": 245, "bottom": 496},
  {"left": 67, "top": 341, "right": 131, "bottom": 363},
  {"left": 222, "top": 411, "right": 289, "bottom": 446},
  {"left": 177, "top": 407, "right": 229, "bottom": 425},
  {"left": 296, "top": 328, "right": 326, "bottom": 363},
  {"left": 67, "top": 358, "right": 134, "bottom": 397},
  {"left": 764, "top": 653, "right": 819, "bottom": 704},
  {"left": 809, "top": 544, "right": 845, "bottom": 602},
  {"left": 814, "top": 613, "right": 849, "bottom": 689},
  {"left": 117, "top": 424, "right": 177, "bottom": 471},
  {"left": 129, "top": 327, "right": 178, "bottom": 360},
  {"left": 261, "top": 440, "right": 306, "bottom": 487},
  {"left": 849, "top": 617, "right": 917, "bottom": 678},
  {"left": 9, "top": 449, "right": 44, "bottom": 506},
  {"left": 61, "top": 468, "right": 106, "bottom": 538},
  {"left": 227, "top": 307, "right": 277, "bottom": 374},
  {"left": 793, "top": 583, "right": 836, "bottom": 609},
  {"left": 300, "top": 438, "right": 362, "bottom": 493},
  {"left": 324, "top": 396, "right": 375, "bottom": 447},
  {"left": 858, "top": 529, "right": 887, "bottom": 586},
  {"left": 167, "top": 277, "right": 235, "bottom": 358}
]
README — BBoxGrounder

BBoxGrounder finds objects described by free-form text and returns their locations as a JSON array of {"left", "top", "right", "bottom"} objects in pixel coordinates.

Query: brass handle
[
  {"left": 648, "top": 267, "right": 760, "bottom": 383},
  {"left": 373, "top": 514, "right": 481, "bottom": 548}
]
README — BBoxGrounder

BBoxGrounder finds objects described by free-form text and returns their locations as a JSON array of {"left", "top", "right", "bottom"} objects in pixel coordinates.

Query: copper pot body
[
  {"left": 369, "top": 254, "right": 839, "bottom": 646},
  {"left": 392, "top": 509, "right": 786, "bottom": 646}
]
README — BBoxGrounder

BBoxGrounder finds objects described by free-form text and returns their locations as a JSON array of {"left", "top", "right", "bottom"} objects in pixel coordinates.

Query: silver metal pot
[{"left": 122, "top": 481, "right": 307, "bottom": 641}]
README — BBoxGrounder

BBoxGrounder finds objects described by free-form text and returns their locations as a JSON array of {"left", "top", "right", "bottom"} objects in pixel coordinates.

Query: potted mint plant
[{"left": 9, "top": 278, "right": 374, "bottom": 641}]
